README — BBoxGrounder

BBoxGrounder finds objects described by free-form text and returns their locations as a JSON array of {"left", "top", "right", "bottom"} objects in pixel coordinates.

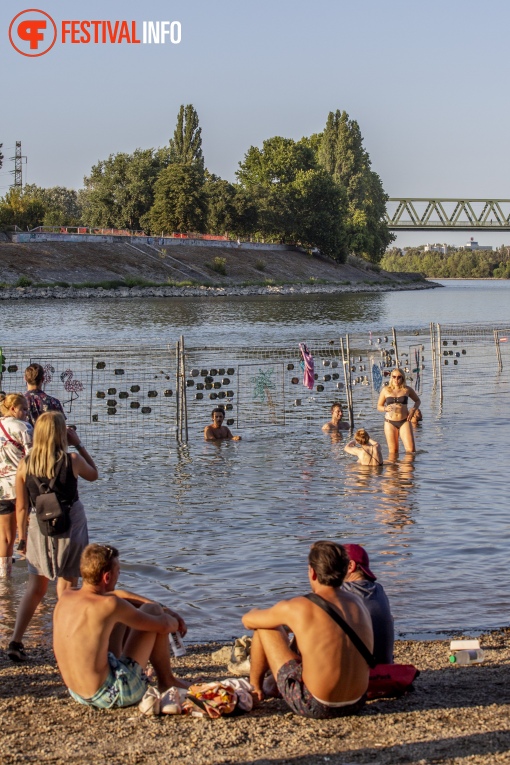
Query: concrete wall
[{"left": 12, "top": 232, "right": 296, "bottom": 251}]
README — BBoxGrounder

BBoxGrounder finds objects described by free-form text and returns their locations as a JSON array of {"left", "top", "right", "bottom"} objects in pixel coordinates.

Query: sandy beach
[{"left": 1, "top": 629, "right": 509, "bottom": 764}]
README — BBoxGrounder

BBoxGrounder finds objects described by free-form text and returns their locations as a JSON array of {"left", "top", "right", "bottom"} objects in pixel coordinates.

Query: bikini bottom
[{"left": 385, "top": 419, "right": 408, "bottom": 430}]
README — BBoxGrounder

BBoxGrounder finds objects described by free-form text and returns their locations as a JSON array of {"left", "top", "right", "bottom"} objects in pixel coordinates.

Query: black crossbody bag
[{"left": 32, "top": 459, "right": 72, "bottom": 537}]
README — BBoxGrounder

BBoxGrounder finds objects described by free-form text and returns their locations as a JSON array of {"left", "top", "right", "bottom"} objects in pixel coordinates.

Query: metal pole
[
  {"left": 181, "top": 335, "right": 189, "bottom": 441},
  {"left": 175, "top": 340, "right": 180, "bottom": 441},
  {"left": 430, "top": 322, "right": 437, "bottom": 389},
  {"left": 437, "top": 323, "right": 443, "bottom": 407},
  {"left": 392, "top": 327, "right": 399, "bottom": 367},
  {"left": 494, "top": 329, "right": 503, "bottom": 372},
  {"left": 345, "top": 334, "right": 355, "bottom": 430}
]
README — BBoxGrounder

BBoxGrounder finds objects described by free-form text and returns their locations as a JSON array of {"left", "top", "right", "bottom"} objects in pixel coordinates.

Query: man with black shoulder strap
[{"left": 242, "top": 540, "right": 374, "bottom": 719}]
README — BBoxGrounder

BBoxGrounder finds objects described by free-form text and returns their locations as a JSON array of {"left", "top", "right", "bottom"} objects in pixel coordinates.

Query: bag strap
[
  {"left": 0, "top": 420, "right": 26, "bottom": 457},
  {"left": 305, "top": 592, "right": 377, "bottom": 668},
  {"left": 31, "top": 457, "right": 65, "bottom": 495}
]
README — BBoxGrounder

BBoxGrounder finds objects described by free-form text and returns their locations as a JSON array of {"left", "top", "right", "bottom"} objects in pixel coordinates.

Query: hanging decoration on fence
[
  {"left": 441, "top": 340, "right": 467, "bottom": 367},
  {"left": 43, "top": 364, "right": 55, "bottom": 384},
  {"left": 60, "top": 369, "right": 84, "bottom": 412},
  {"left": 299, "top": 343, "right": 314, "bottom": 390}
]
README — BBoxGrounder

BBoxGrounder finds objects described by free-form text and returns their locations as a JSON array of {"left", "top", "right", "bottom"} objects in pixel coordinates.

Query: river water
[{"left": 1, "top": 279, "right": 509, "bottom": 644}]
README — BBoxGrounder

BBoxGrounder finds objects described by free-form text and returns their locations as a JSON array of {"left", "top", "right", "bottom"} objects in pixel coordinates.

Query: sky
[{"left": 1, "top": 0, "right": 510, "bottom": 247}]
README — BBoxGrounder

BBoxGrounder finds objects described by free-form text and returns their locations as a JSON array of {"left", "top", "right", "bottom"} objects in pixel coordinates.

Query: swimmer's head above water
[
  {"left": 354, "top": 428, "right": 370, "bottom": 445},
  {"left": 211, "top": 406, "right": 226, "bottom": 423}
]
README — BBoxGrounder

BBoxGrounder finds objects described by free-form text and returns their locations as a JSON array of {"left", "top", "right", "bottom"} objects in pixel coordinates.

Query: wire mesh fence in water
[{"left": 1, "top": 321, "right": 509, "bottom": 447}]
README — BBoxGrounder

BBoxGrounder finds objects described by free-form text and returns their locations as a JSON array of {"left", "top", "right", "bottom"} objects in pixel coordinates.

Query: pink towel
[{"left": 299, "top": 343, "right": 315, "bottom": 390}]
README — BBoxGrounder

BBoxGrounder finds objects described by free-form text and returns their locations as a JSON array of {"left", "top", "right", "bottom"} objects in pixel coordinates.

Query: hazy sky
[{"left": 1, "top": 0, "right": 509, "bottom": 246}]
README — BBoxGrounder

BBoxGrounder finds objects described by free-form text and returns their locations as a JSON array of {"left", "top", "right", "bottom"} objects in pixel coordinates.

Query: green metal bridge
[{"left": 386, "top": 199, "right": 510, "bottom": 231}]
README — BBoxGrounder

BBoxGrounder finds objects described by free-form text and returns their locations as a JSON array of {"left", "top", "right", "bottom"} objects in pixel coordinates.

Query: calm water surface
[{"left": 1, "top": 280, "right": 509, "bottom": 643}]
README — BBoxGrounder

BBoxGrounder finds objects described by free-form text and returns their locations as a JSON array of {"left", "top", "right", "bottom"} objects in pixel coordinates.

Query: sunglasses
[
  {"left": 100, "top": 544, "right": 115, "bottom": 560},
  {"left": 391, "top": 375, "right": 403, "bottom": 380}
]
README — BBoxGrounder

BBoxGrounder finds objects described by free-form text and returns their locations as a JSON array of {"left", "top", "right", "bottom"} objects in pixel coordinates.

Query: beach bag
[
  {"left": 33, "top": 471, "right": 71, "bottom": 537},
  {"left": 367, "top": 664, "right": 420, "bottom": 699}
]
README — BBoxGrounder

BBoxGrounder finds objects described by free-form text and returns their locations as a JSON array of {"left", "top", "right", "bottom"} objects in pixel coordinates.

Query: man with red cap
[{"left": 342, "top": 544, "right": 394, "bottom": 665}]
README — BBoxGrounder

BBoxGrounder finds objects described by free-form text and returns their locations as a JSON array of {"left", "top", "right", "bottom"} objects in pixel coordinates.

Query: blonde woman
[
  {"left": 8, "top": 411, "right": 98, "bottom": 662},
  {"left": 377, "top": 368, "right": 421, "bottom": 455},
  {"left": 0, "top": 394, "right": 33, "bottom": 577},
  {"left": 344, "top": 429, "right": 383, "bottom": 466}
]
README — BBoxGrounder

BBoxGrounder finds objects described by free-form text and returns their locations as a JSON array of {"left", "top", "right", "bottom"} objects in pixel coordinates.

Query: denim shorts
[{"left": 68, "top": 653, "right": 149, "bottom": 709}]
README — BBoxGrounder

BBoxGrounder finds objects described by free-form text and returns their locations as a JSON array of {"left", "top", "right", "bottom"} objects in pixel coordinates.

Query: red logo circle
[{"left": 9, "top": 9, "right": 57, "bottom": 57}]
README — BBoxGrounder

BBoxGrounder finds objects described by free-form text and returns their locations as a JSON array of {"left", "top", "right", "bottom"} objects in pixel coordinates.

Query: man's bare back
[
  {"left": 243, "top": 541, "right": 374, "bottom": 718},
  {"left": 54, "top": 586, "right": 172, "bottom": 698},
  {"left": 244, "top": 588, "right": 372, "bottom": 703},
  {"left": 54, "top": 544, "right": 188, "bottom": 707}
]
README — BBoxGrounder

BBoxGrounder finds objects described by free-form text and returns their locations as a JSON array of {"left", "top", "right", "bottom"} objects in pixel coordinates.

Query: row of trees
[
  {"left": 0, "top": 106, "right": 393, "bottom": 263},
  {"left": 381, "top": 246, "right": 510, "bottom": 278}
]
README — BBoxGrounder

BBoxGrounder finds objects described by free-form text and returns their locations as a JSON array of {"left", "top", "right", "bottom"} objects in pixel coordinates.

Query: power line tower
[{"left": 10, "top": 141, "right": 26, "bottom": 188}]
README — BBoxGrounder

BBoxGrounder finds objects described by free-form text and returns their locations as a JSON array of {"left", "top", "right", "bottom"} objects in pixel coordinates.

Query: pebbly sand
[{"left": 1, "top": 630, "right": 510, "bottom": 765}]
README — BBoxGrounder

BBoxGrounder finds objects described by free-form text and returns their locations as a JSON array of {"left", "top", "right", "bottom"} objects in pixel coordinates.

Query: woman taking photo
[
  {"left": 377, "top": 367, "right": 421, "bottom": 455},
  {"left": 0, "top": 394, "right": 33, "bottom": 578},
  {"left": 8, "top": 411, "right": 98, "bottom": 662}
]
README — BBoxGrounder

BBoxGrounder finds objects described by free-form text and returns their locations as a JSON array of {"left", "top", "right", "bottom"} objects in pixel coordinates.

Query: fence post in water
[
  {"left": 175, "top": 340, "right": 181, "bottom": 440},
  {"left": 430, "top": 322, "right": 437, "bottom": 389},
  {"left": 437, "top": 323, "right": 443, "bottom": 407},
  {"left": 180, "top": 335, "right": 189, "bottom": 442},
  {"left": 392, "top": 327, "right": 399, "bottom": 367},
  {"left": 341, "top": 335, "right": 354, "bottom": 430},
  {"left": 494, "top": 329, "right": 503, "bottom": 372}
]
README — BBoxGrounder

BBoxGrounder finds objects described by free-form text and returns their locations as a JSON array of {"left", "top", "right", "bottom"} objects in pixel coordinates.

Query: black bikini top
[{"left": 384, "top": 394, "right": 408, "bottom": 405}]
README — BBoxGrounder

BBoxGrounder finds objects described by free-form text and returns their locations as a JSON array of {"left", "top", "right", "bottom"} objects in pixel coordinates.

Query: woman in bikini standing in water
[{"left": 377, "top": 367, "right": 420, "bottom": 455}]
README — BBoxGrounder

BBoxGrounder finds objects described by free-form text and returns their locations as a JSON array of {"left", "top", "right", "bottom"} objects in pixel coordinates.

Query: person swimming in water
[
  {"left": 322, "top": 402, "right": 350, "bottom": 433},
  {"left": 344, "top": 429, "right": 383, "bottom": 466},
  {"left": 204, "top": 407, "right": 241, "bottom": 441},
  {"left": 376, "top": 368, "right": 420, "bottom": 455}
]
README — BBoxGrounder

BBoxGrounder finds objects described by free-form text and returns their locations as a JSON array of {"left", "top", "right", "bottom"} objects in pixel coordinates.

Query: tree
[
  {"left": 145, "top": 164, "right": 207, "bottom": 234},
  {"left": 169, "top": 104, "right": 204, "bottom": 170},
  {"left": 23, "top": 184, "right": 83, "bottom": 226},
  {"left": 204, "top": 173, "right": 259, "bottom": 237},
  {"left": 237, "top": 136, "right": 348, "bottom": 259},
  {"left": 82, "top": 147, "right": 170, "bottom": 230},
  {"left": 317, "top": 110, "right": 394, "bottom": 262},
  {"left": 0, "top": 187, "right": 45, "bottom": 230}
]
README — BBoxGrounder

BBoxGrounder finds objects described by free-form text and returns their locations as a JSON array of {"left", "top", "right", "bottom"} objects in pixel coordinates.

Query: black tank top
[{"left": 26, "top": 454, "right": 78, "bottom": 507}]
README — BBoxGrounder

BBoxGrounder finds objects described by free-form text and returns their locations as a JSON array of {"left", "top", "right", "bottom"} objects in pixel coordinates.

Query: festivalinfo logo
[{"left": 9, "top": 8, "right": 182, "bottom": 57}]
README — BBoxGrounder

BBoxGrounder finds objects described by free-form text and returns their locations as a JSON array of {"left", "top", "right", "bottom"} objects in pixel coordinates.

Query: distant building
[
  {"left": 424, "top": 243, "right": 448, "bottom": 254},
  {"left": 462, "top": 237, "right": 492, "bottom": 251}
]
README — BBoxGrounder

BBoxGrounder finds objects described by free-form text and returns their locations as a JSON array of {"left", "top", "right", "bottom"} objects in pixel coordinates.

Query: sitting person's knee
[{"left": 139, "top": 602, "right": 163, "bottom": 616}]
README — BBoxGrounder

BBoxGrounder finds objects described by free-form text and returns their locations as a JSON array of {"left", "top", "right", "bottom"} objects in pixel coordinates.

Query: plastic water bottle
[
  {"left": 169, "top": 631, "right": 186, "bottom": 657},
  {"left": 449, "top": 649, "right": 484, "bottom": 665}
]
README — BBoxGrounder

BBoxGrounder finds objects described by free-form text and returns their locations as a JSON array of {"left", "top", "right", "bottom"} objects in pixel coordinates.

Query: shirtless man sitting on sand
[
  {"left": 204, "top": 407, "right": 241, "bottom": 441},
  {"left": 344, "top": 428, "right": 383, "bottom": 466},
  {"left": 322, "top": 402, "right": 350, "bottom": 433},
  {"left": 53, "top": 544, "right": 189, "bottom": 710},
  {"left": 242, "top": 540, "right": 373, "bottom": 719}
]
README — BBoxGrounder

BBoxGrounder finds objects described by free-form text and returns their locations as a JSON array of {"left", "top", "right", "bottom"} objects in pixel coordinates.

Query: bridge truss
[{"left": 386, "top": 199, "right": 510, "bottom": 231}]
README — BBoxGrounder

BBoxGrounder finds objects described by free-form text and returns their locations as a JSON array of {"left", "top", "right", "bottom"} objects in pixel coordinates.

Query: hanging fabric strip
[{"left": 299, "top": 343, "right": 314, "bottom": 390}]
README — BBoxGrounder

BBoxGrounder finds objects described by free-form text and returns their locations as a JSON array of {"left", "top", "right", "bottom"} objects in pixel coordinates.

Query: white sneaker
[
  {"left": 160, "top": 686, "right": 183, "bottom": 715},
  {"left": 138, "top": 686, "right": 161, "bottom": 715}
]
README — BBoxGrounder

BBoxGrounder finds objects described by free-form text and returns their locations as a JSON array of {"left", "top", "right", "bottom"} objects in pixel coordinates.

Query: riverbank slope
[{"left": 0, "top": 241, "right": 431, "bottom": 291}]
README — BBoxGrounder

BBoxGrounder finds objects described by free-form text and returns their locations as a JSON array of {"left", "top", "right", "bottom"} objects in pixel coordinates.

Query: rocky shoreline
[
  {"left": 0, "top": 281, "right": 438, "bottom": 301},
  {"left": 1, "top": 629, "right": 509, "bottom": 764}
]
